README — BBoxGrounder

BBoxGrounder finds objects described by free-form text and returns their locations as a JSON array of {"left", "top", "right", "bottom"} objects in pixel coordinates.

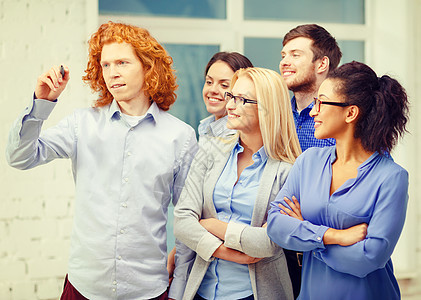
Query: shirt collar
[
  {"left": 329, "top": 146, "right": 380, "bottom": 170},
  {"left": 291, "top": 96, "right": 298, "bottom": 112},
  {"left": 199, "top": 115, "right": 215, "bottom": 125},
  {"left": 254, "top": 146, "right": 268, "bottom": 163},
  {"left": 209, "top": 115, "right": 235, "bottom": 136},
  {"left": 291, "top": 95, "right": 315, "bottom": 113},
  {"left": 146, "top": 101, "right": 160, "bottom": 124},
  {"left": 234, "top": 140, "right": 268, "bottom": 164},
  {"left": 107, "top": 100, "right": 159, "bottom": 124},
  {"left": 198, "top": 115, "right": 236, "bottom": 137},
  {"left": 306, "top": 101, "right": 315, "bottom": 110},
  {"left": 198, "top": 115, "right": 216, "bottom": 136},
  {"left": 108, "top": 100, "right": 121, "bottom": 120}
]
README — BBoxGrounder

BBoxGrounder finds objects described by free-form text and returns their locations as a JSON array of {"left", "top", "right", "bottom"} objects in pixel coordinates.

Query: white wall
[
  {"left": 389, "top": 0, "right": 421, "bottom": 297},
  {"left": 0, "top": 0, "right": 97, "bottom": 299},
  {"left": 366, "top": 1, "right": 421, "bottom": 299},
  {"left": 368, "top": 0, "right": 416, "bottom": 276}
]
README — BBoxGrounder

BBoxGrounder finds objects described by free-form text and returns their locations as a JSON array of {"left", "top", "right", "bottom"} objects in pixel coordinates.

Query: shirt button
[
  {"left": 112, "top": 288, "right": 116, "bottom": 292},
  {"left": 113, "top": 281, "right": 117, "bottom": 285},
  {"left": 118, "top": 256, "right": 122, "bottom": 260},
  {"left": 122, "top": 203, "right": 127, "bottom": 208},
  {"left": 299, "top": 126, "right": 302, "bottom": 129},
  {"left": 127, "top": 152, "right": 132, "bottom": 156},
  {"left": 317, "top": 237, "right": 321, "bottom": 241},
  {"left": 120, "top": 229, "right": 125, "bottom": 234},
  {"left": 130, "top": 127, "right": 134, "bottom": 131},
  {"left": 124, "top": 178, "right": 129, "bottom": 182}
]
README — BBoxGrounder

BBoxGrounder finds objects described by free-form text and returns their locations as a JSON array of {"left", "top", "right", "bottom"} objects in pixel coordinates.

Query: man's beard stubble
[{"left": 288, "top": 69, "right": 317, "bottom": 94}]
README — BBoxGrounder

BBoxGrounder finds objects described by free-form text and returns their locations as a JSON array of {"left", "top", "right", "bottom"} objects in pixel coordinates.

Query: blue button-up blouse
[{"left": 267, "top": 146, "right": 408, "bottom": 300}]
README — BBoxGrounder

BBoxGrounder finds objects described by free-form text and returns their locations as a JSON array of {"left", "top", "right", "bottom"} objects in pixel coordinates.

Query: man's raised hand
[{"left": 35, "top": 65, "right": 70, "bottom": 101}]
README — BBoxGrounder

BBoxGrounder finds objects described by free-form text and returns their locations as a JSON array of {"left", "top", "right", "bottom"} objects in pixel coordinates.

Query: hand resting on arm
[
  {"left": 279, "top": 196, "right": 368, "bottom": 247},
  {"left": 200, "top": 217, "right": 263, "bottom": 264}
]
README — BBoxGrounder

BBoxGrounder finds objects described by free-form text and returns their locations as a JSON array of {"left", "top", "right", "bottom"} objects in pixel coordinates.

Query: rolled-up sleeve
[
  {"left": 224, "top": 220, "right": 281, "bottom": 258},
  {"left": 224, "top": 221, "right": 246, "bottom": 251}
]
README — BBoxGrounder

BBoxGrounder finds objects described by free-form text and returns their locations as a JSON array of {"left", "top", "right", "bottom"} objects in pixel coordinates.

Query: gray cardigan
[{"left": 174, "top": 135, "right": 294, "bottom": 300}]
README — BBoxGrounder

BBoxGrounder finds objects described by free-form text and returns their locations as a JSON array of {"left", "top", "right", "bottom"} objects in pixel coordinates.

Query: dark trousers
[
  {"left": 284, "top": 249, "right": 302, "bottom": 299},
  {"left": 60, "top": 274, "right": 168, "bottom": 300}
]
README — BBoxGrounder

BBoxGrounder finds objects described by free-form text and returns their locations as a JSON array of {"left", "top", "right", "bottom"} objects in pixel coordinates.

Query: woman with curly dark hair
[{"left": 267, "top": 61, "right": 409, "bottom": 300}]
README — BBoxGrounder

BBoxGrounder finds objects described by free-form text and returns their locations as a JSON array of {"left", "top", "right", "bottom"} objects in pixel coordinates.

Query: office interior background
[{"left": 0, "top": 0, "right": 420, "bottom": 299}]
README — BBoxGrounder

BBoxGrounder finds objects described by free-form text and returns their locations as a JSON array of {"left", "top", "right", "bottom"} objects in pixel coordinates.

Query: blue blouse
[
  {"left": 198, "top": 142, "right": 268, "bottom": 299},
  {"left": 267, "top": 146, "right": 408, "bottom": 300}
]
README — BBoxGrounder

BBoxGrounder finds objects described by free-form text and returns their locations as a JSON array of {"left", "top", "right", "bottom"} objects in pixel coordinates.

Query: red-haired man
[{"left": 6, "top": 22, "right": 197, "bottom": 300}]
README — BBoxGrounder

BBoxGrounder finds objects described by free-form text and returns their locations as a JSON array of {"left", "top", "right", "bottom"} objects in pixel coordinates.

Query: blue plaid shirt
[{"left": 291, "top": 96, "right": 335, "bottom": 152}]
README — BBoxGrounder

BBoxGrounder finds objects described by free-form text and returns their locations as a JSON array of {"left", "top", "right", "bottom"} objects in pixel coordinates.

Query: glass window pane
[
  {"left": 337, "top": 40, "right": 365, "bottom": 64},
  {"left": 244, "top": 37, "right": 282, "bottom": 72},
  {"left": 99, "top": 0, "right": 226, "bottom": 19},
  {"left": 244, "top": 37, "right": 365, "bottom": 74},
  {"left": 164, "top": 43, "right": 219, "bottom": 249},
  {"left": 244, "top": 0, "right": 364, "bottom": 24},
  {"left": 165, "top": 44, "right": 219, "bottom": 135}
]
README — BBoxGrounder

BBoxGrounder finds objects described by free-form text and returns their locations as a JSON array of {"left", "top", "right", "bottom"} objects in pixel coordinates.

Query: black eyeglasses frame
[
  {"left": 313, "top": 97, "right": 350, "bottom": 112},
  {"left": 224, "top": 91, "right": 258, "bottom": 105}
]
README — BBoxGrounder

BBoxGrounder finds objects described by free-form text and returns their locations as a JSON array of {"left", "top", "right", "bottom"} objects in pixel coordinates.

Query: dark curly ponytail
[{"left": 328, "top": 61, "right": 409, "bottom": 153}]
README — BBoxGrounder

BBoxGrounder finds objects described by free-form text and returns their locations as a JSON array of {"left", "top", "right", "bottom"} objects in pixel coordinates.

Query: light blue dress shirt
[
  {"left": 198, "top": 115, "right": 236, "bottom": 140},
  {"left": 6, "top": 98, "right": 198, "bottom": 300},
  {"left": 197, "top": 142, "right": 267, "bottom": 300},
  {"left": 267, "top": 146, "right": 409, "bottom": 300}
]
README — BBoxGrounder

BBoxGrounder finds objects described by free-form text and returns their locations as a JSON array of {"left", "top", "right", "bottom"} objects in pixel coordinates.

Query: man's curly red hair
[{"left": 82, "top": 21, "right": 178, "bottom": 111}]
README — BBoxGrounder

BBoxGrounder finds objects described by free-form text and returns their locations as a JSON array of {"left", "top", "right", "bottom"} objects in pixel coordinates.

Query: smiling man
[
  {"left": 6, "top": 22, "right": 197, "bottom": 300},
  {"left": 278, "top": 24, "right": 342, "bottom": 299},
  {"left": 280, "top": 24, "right": 342, "bottom": 152}
]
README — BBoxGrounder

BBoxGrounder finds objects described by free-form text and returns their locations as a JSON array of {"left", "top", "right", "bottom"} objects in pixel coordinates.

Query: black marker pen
[{"left": 60, "top": 65, "right": 65, "bottom": 78}]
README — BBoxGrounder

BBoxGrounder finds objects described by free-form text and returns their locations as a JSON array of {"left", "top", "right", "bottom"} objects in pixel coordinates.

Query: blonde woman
[{"left": 174, "top": 68, "right": 301, "bottom": 300}]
